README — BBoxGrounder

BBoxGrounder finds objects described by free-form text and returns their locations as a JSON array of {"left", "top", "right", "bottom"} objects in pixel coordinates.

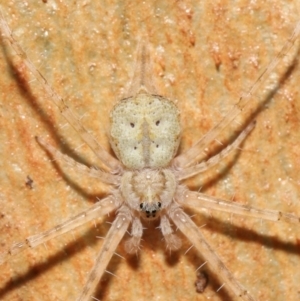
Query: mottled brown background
[{"left": 0, "top": 1, "right": 300, "bottom": 300}]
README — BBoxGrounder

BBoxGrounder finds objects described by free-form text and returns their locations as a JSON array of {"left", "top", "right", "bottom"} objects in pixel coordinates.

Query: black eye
[
  {"left": 140, "top": 203, "right": 143, "bottom": 209},
  {"left": 157, "top": 202, "right": 161, "bottom": 208},
  {"left": 156, "top": 120, "right": 160, "bottom": 126},
  {"left": 130, "top": 122, "right": 135, "bottom": 128}
]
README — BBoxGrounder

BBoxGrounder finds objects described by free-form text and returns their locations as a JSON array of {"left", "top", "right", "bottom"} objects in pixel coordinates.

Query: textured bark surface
[{"left": 0, "top": 1, "right": 300, "bottom": 301}]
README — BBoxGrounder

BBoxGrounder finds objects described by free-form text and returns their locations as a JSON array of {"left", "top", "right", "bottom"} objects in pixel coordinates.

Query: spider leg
[
  {"left": 0, "top": 11, "right": 121, "bottom": 173},
  {"left": 123, "top": 37, "right": 157, "bottom": 98},
  {"left": 37, "top": 137, "right": 121, "bottom": 186},
  {"left": 174, "top": 121, "right": 255, "bottom": 180},
  {"left": 0, "top": 195, "right": 119, "bottom": 265},
  {"left": 172, "top": 20, "right": 300, "bottom": 169},
  {"left": 168, "top": 204, "right": 256, "bottom": 301},
  {"left": 178, "top": 190, "right": 300, "bottom": 224},
  {"left": 76, "top": 206, "right": 131, "bottom": 301}
]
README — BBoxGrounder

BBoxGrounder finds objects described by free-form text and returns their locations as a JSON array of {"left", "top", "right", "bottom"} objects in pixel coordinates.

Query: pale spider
[{"left": 1, "top": 5, "right": 300, "bottom": 301}]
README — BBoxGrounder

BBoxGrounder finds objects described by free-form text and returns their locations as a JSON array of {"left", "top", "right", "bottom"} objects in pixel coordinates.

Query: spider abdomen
[{"left": 110, "top": 93, "right": 181, "bottom": 169}]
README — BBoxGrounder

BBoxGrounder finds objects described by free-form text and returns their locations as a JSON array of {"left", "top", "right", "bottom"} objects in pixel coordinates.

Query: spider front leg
[
  {"left": 168, "top": 204, "right": 256, "bottom": 301},
  {"left": 77, "top": 206, "right": 131, "bottom": 301},
  {"left": 179, "top": 190, "right": 300, "bottom": 224},
  {"left": 0, "top": 195, "right": 118, "bottom": 265}
]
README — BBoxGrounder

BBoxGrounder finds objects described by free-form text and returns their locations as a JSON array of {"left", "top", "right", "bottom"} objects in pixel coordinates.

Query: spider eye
[{"left": 139, "top": 202, "right": 162, "bottom": 219}]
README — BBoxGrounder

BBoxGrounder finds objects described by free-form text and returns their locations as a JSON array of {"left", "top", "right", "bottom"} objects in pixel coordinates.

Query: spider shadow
[
  {"left": 175, "top": 48, "right": 300, "bottom": 298},
  {"left": 39, "top": 140, "right": 110, "bottom": 201},
  {"left": 0, "top": 43, "right": 115, "bottom": 201},
  {"left": 94, "top": 209, "right": 300, "bottom": 300},
  {"left": 93, "top": 218, "right": 184, "bottom": 300},
  {"left": 183, "top": 51, "right": 299, "bottom": 193},
  {"left": 0, "top": 212, "right": 120, "bottom": 299},
  {"left": 182, "top": 207, "right": 300, "bottom": 299}
]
